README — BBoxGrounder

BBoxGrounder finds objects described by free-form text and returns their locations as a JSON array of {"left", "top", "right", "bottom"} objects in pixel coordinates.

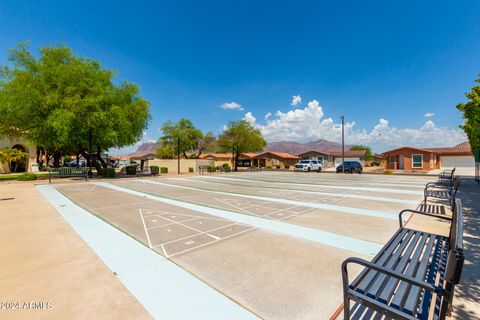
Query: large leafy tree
[
  {"left": 350, "top": 145, "right": 373, "bottom": 161},
  {"left": 457, "top": 75, "right": 480, "bottom": 154},
  {"left": 217, "top": 120, "right": 266, "bottom": 171},
  {"left": 156, "top": 119, "right": 216, "bottom": 159},
  {"left": 0, "top": 43, "right": 150, "bottom": 172}
]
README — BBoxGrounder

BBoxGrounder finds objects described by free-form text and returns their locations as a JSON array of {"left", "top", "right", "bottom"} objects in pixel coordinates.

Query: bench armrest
[
  {"left": 398, "top": 209, "right": 452, "bottom": 227},
  {"left": 342, "top": 257, "right": 443, "bottom": 294}
]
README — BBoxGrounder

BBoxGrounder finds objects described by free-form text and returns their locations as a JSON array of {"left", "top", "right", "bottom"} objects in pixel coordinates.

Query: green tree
[
  {"left": 156, "top": 119, "right": 214, "bottom": 159},
  {"left": 217, "top": 120, "right": 266, "bottom": 171},
  {"left": 457, "top": 75, "right": 480, "bottom": 153},
  {"left": 0, "top": 43, "right": 151, "bottom": 173},
  {"left": 0, "top": 148, "right": 29, "bottom": 173},
  {"left": 350, "top": 145, "right": 373, "bottom": 161}
]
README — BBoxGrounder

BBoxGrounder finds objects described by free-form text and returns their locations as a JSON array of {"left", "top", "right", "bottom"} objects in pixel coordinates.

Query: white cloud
[
  {"left": 264, "top": 112, "right": 272, "bottom": 120},
  {"left": 290, "top": 95, "right": 302, "bottom": 107},
  {"left": 243, "top": 112, "right": 257, "bottom": 124},
  {"left": 424, "top": 112, "right": 435, "bottom": 118},
  {"left": 242, "top": 99, "right": 466, "bottom": 152},
  {"left": 221, "top": 101, "right": 243, "bottom": 111}
]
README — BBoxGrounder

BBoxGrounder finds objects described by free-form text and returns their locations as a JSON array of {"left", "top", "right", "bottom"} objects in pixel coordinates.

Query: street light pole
[{"left": 340, "top": 115, "right": 345, "bottom": 173}]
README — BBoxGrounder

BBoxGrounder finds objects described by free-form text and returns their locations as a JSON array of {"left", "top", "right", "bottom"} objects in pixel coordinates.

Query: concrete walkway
[
  {"left": 452, "top": 178, "right": 480, "bottom": 320},
  {"left": 0, "top": 182, "right": 152, "bottom": 320}
]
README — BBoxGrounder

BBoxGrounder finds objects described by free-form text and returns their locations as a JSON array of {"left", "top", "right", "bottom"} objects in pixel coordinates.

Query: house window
[
  {"left": 317, "top": 156, "right": 324, "bottom": 163},
  {"left": 412, "top": 154, "right": 423, "bottom": 168},
  {"left": 389, "top": 155, "right": 396, "bottom": 163}
]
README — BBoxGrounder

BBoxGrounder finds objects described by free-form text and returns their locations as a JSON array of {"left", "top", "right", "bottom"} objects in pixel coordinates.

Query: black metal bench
[
  {"left": 198, "top": 165, "right": 210, "bottom": 175},
  {"left": 341, "top": 198, "right": 464, "bottom": 319},
  {"left": 48, "top": 167, "right": 89, "bottom": 183},
  {"left": 438, "top": 168, "right": 456, "bottom": 185},
  {"left": 424, "top": 176, "right": 460, "bottom": 206}
]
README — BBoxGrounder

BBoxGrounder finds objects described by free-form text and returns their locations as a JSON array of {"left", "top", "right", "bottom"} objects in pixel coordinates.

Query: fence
[{"left": 147, "top": 159, "right": 215, "bottom": 174}]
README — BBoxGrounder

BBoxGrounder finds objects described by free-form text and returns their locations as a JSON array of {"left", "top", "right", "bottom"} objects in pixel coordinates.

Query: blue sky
[{"left": 1, "top": 1, "right": 479, "bottom": 152}]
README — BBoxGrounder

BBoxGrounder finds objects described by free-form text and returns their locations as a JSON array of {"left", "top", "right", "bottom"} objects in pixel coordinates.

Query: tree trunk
[
  {"left": 234, "top": 152, "right": 239, "bottom": 172},
  {"left": 96, "top": 146, "right": 107, "bottom": 175},
  {"left": 53, "top": 151, "right": 61, "bottom": 168},
  {"left": 183, "top": 151, "right": 188, "bottom": 159}
]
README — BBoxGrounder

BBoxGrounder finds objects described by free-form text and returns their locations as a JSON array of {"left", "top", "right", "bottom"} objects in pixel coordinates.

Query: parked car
[
  {"left": 294, "top": 160, "right": 322, "bottom": 172},
  {"left": 336, "top": 161, "right": 363, "bottom": 173},
  {"left": 65, "top": 159, "right": 87, "bottom": 167}
]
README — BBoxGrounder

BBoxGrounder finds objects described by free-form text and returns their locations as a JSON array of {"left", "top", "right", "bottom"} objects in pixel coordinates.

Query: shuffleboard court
[
  {"left": 49, "top": 171, "right": 437, "bottom": 320},
  {"left": 53, "top": 181, "right": 374, "bottom": 320},
  {"left": 108, "top": 178, "right": 410, "bottom": 244}
]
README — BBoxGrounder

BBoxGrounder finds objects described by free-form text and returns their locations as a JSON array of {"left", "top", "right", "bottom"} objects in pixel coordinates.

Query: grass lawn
[{"left": 0, "top": 172, "right": 49, "bottom": 181}]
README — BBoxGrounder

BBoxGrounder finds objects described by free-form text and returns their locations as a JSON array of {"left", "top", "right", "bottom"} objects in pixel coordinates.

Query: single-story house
[
  {"left": 298, "top": 151, "right": 334, "bottom": 167},
  {"left": 298, "top": 150, "right": 366, "bottom": 167},
  {"left": 251, "top": 151, "right": 299, "bottom": 169},
  {"left": 382, "top": 141, "right": 474, "bottom": 172},
  {"left": 0, "top": 136, "right": 38, "bottom": 173}
]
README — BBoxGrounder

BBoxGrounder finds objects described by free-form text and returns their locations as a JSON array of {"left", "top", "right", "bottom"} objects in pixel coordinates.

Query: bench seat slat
[
  {"left": 377, "top": 233, "right": 429, "bottom": 305},
  {"left": 351, "top": 228, "right": 408, "bottom": 289},
  {"left": 355, "top": 229, "right": 415, "bottom": 295},
  {"left": 368, "top": 231, "right": 423, "bottom": 301},
  {"left": 389, "top": 233, "right": 431, "bottom": 309}
]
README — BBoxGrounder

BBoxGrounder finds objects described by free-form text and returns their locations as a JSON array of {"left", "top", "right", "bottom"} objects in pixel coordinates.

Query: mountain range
[{"left": 133, "top": 139, "right": 350, "bottom": 155}]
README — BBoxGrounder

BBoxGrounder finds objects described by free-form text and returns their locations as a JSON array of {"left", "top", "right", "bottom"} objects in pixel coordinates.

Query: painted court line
[
  {"left": 37, "top": 185, "right": 259, "bottom": 320},
  {"left": 172, "top": 178, "right": 419, "bottom": 205},
  {"left": 195, "top": 175, "right": 424, "bottom": 195},
  {"left": 139, "top": 209, "right": 153, "bottom": 248},
  {"left": 97, "top": 182, "right": 384, "bottom": 257},
  {"left": 138, "top": 180, "right": 398, "bottom": 221}
]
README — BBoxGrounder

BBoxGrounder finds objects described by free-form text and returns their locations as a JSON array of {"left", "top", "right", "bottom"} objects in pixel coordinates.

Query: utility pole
[
  {"left": 340, "top": 114, "right": 345, "bottom": 173},
  {"left": 177, "top": 137, "right": 180, "bottom": 175}
]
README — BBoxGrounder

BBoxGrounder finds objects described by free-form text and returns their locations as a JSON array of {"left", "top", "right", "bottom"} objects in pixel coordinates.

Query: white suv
[{"left": 294, "top": 160, "right": 322, "bottom": 172}]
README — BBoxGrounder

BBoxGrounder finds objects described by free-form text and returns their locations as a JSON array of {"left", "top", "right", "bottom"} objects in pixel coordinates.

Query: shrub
[
  {"left": 150, "top": 166, "right": 159, "bottom": 175},
  {"left": 63, "top": 156, "right": 72, "bottom": 163},
  {"left": 275, "top": 165, "right": 281, "bottom": 169},
  {"left": 208, "top": 166, "right": 217, "bottom": 173},
  {"left": 16, "top": 173, "right": 37, "bottom": 181},
  {"left": 284, "top": 165, "right": 290, "bottom": 169},
  {"left": 266, "top": 165, "right": 272, "bottom": 169},
  {"left": 125, "top": 165, "right": 137, "bottom": 175},
  {"left": 103, "top": 168, "right": 116, "bottom": 178},
  {"left": 160, "top": 167, "right": 168, "bottom": 174},
  {"left": 188, "top": 167, "right": 194, "bottom": 173},
  {"left": 384, "top": 170, "right": 393, "bottom": 175},
  {"left": 222, "top": 163, "right": 231, "bottom": 172}
]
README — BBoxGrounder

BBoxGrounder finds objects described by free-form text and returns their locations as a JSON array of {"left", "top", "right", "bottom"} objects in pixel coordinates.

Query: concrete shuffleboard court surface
[{"left": 41, "top": 172, "right": 434, "bottom": 319}]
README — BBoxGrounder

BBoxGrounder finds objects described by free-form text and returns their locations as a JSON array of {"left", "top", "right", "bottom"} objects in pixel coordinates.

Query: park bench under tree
[
  {"left": 341, "top": 198, "right": 464, "bottom": 319},
  {"left": 48, "top": 167, "right": 89, "bottom": 183}
]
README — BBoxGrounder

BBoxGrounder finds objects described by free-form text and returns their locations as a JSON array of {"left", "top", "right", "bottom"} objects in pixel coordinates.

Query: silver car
[{"left": 294, "top": 160, "right": 322, "bottom": 172}]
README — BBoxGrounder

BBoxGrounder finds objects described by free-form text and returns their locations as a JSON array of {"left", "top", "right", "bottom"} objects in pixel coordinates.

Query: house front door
[{"left": 399, "top": 155, "right": 404, "bottom": 169}]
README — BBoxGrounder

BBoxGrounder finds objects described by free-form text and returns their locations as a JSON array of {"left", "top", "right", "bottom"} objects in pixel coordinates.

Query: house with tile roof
[
  {"left": 298, "top": 149, "right": 367, "bottom": 167},
  {"left": 382, "top": 141, "right": 474, "bottom": 172}
]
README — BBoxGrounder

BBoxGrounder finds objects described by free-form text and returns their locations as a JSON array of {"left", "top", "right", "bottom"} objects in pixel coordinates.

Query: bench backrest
[
  {"left": 49, "top": 167, "right": 87, "bottom": 175},
  {"left": 441, "top": 198, "right": 464, "bottom": 317}
]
